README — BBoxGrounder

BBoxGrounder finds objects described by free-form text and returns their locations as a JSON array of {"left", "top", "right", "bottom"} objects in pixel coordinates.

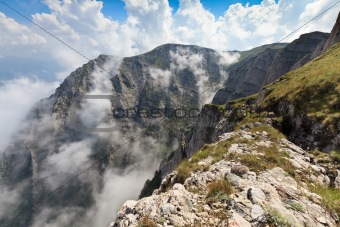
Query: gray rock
[
  {"left": 231, "top": 165, "right": 249, "bottom": 177},
  {"left": 247, "top": 187, "right": 266, "bottom": 204},
  {"left": 253, "top": 122, "right": 262, "bottom": 127},
  {"left": 251, "top": 204, "right": 264, "bottom": 219}
]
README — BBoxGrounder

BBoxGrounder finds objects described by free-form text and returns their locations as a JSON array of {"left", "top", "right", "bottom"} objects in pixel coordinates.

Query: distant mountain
[{"left": 212, "top": 32, "right": 329, "bottom": 104}]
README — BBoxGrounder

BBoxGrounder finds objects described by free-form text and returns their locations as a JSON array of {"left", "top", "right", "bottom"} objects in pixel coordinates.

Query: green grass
[
  {"left": 206, "top": 179, "right": 234, "bottom": 203},
  {"left": 228, "top": 93, "right": 259, "bottom": 108},
  {"left": 329, "top": 150, "right": 340, "bottom": 163},
  {"left": 205, "top": 103, "right": 226, "bottom": 112},
  {"left": 176, "top": 140, "right": 233, "bottom": 183},
  {"left": 266, "top": 208, "right": 292, "bottom": 227},
  {"left": 262, "top": 43, "right": 340, "bottom": 132},
  {"left": 287, "top": 201, "right": 304, "bottom": 213},
  {"left": 176, "top": 124, "right": 292, "bottom": 184},
  {"left": 226, "top": 144, "right": 296, "bottom": 176},
  {"left": 308, "top": 184, "right": 340, "bottom": 217},
  {"left": 250, "top": 124, "right": 286, "bottom": 141},
  {"left": 176, "top": 159, "right": 197, "bottom": 184}
]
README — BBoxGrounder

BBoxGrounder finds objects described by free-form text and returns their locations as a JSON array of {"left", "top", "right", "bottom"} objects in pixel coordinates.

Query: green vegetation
[
  {"left": 250, "top": 124, "right": 286, "bottom": 141},
  {"left": 176, "top": 123, "right": 294, "bottom": 184},
  {"left": 227, "top": 93, "right": 259, "bottom": 107},
  {"left": 156, "top": 217, "right": 166, "bottom": 225},
  {"left": 267, "top": 208, "right": 292, "bottom": 227},
  {"left": 206, "top": 179, "right": 234, "bottom": 203},
  {"left": 329, "top": 150, "right": 340, "bottom": 163},
  {"left": 308, "top": 184, "right": 340, "bottom": 217},
  {"left": 262, "top": 43, "right": 340, "bottom": 132},
  {"left": 287, "top": 201, "right": 304, "bottom": 213},
  {"left": 176, "top": 139, "right": 237, "bottom": 184},
  {"left": 308, "top": 149, "right": 340, "bottom": 165},
  {"left": 176, "top": 160, "right": 196, "bottom": 184},
  {"left": 226, "top": 144, "right": 296, "bottom": 176},
  {"left": 137, "top": 215, "right": 157, "bottom": 227},
  {"left": 205, "top": 103, "right": 226, "bottom": 112}
]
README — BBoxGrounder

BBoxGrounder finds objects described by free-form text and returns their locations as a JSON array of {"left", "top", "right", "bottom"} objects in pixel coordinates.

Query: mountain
[
  {"left": 212, "top": 32, "right": 329, "bottom": 105},
  {"left": 0, "top": 44, "right": 231, "bottom": 227}
]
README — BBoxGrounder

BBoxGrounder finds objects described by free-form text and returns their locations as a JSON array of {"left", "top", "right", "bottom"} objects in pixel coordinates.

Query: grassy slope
[{"left": 261, "top": 43, "right": 340, "bottom": 129}]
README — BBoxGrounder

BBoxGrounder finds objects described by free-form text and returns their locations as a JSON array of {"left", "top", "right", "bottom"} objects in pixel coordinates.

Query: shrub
[
  {"left": 138, "top": 215, "right": 157, "bottom": 227},
  {"left": 206, "top": 179, "right": 233, "bottom": 203},
  {"left": 227, "top": 144, "right": 296, "bottom": 176},
  {"left": 176, "top": 160, "right": 192, "bottom": 184},
  {"left": 308, "top": 184, "right": 340, "bottom": 217},
  {"left": 267, "top": 208, "right": 292, "bottom": 227},
  {"left": 287, "top": 201, "right": 304, "bottom": 212}
]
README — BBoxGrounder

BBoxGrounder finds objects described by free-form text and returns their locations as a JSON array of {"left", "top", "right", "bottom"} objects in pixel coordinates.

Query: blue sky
[{"left": 3, "top": 0, "right": 265, "bottom": 24}]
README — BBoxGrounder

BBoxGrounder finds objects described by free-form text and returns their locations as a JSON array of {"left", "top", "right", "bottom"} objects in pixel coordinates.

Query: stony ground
[{"left": 111, "top": 129, "right": 339, "bottom": 227}]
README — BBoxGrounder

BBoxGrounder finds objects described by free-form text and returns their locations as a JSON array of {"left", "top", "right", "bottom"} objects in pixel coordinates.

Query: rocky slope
[
  {"left": 212, "top": 32, "right": 329, "bottom": 105},
  {"left": 113, "top": 129, "right": 339, "bottom": 227}
]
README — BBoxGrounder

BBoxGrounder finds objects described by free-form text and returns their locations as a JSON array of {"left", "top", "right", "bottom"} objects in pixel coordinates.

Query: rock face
[
  {"left": 113, "top": 130, "right": 339, "bottom": 227},
  {"left": 0, "top": 44, "right": 230, "bottom": 227},
  {"left": 265, "top": 32, "right": 329, "bottom": 83},
  {"left": 212, "top": 32, "right": 329, "bottom": 105}
]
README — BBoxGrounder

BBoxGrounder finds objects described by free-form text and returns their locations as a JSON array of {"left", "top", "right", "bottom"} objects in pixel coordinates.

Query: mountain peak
[{"left": 323, "top": 11, "right": 340, "bottom": 51}]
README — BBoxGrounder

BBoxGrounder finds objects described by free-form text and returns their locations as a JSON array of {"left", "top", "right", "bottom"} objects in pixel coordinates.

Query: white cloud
[
  {"left": 47, "top": 140, "right": 92, "bottom": 175},
  {"left": 169, "top": 47, "right": 238, "bottom": 105},
  {"left": 149, "top": 67, "right": 172, "bottom": 87},
  {"left": 0, "top": 77, "right": 58, "bottom": 153}
]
